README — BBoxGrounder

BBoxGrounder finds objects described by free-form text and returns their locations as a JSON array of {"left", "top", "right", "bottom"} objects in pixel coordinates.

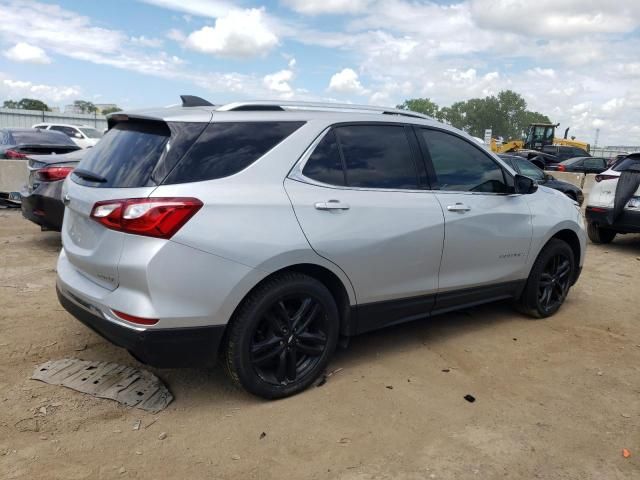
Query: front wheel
[
  {"left": 587, "top": 221, "right": 616, "bottom": 244},
  {"left": 517, "top": 239, "right": 576, "bottom": 318},
  {"left": 224, "top": 272, "right": 339, "bottom": 399}
]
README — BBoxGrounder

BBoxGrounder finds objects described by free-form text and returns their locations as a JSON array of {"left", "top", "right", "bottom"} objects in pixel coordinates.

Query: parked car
[
  {"left": 0, "top": 128, "right": 80, "bottom": 159},
  {"left": 498, "top": 154, "right": 584, "bottom": 204},
  {"left": 541, "top": 145, "right": 591, "bottom": 162},
  {"left": 56, "top": 98, "right": 586, "bottom": 399},
  {"left": 33, "top": 123, "right": 103, "bottom": 149},
  {"left": 545, "top": 156, "right": 608, "bottom": 174},
  {"left": 21, "top": 149, "right": 85, "bottom": 231},
  {"left": 585, "top": 153, "right": 640, "bottom": 243}
]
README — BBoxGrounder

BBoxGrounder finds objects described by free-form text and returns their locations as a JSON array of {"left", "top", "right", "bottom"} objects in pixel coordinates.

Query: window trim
[
  {"left": 414, "top": 125, "right": 516, "bottom": 196},
  {"left": 289, "top": 121, "right": 428, "bottom": 193}
]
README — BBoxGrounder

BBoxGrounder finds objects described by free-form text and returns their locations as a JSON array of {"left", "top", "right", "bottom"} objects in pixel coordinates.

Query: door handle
[
  {"left": 314, "top": 200, "right": 350, "bottom": 211},
  {"left": 447, "top": 202, "right": 471, "bottom": 212}
]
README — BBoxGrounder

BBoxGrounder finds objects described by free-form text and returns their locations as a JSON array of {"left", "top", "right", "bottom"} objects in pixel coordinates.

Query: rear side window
[
  {"left": 302, "top": 130, "right": 345, "bottom": 186},
  {"left": 11, "top": 130, "right": 76, "bottom": 146},
  {"left": 164, "top": 122, "right": 304, "bottom": 184},
  {"left": 335, "top": 125, "right": 418, "bottom": 189},
  {"left": 420, "top": 129, "right": 507, "bottom": 193}
]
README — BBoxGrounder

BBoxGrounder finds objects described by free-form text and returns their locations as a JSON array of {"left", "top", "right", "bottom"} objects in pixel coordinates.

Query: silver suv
[{"left": 57, "top": 96, "right": 586, "bottom": 398}]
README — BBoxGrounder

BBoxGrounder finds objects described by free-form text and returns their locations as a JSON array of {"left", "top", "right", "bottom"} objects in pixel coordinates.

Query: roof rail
[
  {"left": 180, "top": 95, "right": 214, "bottom": 107},
  {"left": 216, "top": 100, "right": 431, "bottom": 120}
]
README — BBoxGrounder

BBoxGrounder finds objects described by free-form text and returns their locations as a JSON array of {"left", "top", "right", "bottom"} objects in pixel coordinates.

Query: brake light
[
  {"left": 595, "top": 174, "right": 618, "bottom": 182},
  {"left": 36, "top": 166, "right": 74, "bottom": 182},
  {"left": 6, "top": 149, "right": 26, "bottom": 159},
  {"left": 556, "top": 164, "right": 566, "bottom": 172},
  {"left": 112, "top": 310, "right": 158, "bottom": 326},
  {"left": 90, "top": 197, "right": 202, "bottom": 239}
]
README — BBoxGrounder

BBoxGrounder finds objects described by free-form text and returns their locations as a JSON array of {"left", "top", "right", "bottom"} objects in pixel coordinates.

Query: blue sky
[{"left": 0, "top": 0, "right": 639, "bottom": 145}]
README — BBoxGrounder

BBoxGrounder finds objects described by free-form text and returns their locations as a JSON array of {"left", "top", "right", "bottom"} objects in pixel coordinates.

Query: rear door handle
[
  {"left": 314, "top": 200, "right": 350, "bottom": 211},
  {"left": 447, "top": 203, "right": 471, "bottom": 212}
]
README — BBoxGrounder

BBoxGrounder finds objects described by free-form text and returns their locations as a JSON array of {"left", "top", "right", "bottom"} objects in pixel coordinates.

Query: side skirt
[{"left": 353, "top": 280, "right": 526, "bottom": 335}]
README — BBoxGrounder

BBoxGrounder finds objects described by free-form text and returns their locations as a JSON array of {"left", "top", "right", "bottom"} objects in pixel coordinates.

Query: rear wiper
[{"left": 73, "top": 168, "right": 107, "bottom": 183}]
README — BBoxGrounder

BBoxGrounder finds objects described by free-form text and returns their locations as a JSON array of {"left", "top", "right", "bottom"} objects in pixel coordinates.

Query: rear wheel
[
  {"left": 224, "top": 272, "right": 339, "bottom": 399},
  {"left": 587, "top": 221, "right": 616, "bottom": 244},
  {"left": 517, "top": 239, "right": 575, "bottom": 318}
]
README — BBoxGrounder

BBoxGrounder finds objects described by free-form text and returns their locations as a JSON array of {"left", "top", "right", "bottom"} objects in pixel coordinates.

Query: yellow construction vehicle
[{"left": 490, "top": 123, "right": 590, "bottom": 155}]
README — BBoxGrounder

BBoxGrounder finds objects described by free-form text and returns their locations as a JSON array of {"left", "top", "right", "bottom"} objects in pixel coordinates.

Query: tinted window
[
  {"left": 613, "top": 157, "right": 640, "bottom": 172},
  {"left": 165, "top": 122, "right": 304, "bottom": 184},
  {"left": 50, "top": 125, "right": 78, "bottom": 137},
  {"left": 583, "top": 158, "right": 605, "bottom": 169},
  {"left": 79, "top": 127, "right": 103, "bottom": 139},
  {"left": 335, "top": 125, "right": 418, "bottom": 189},
  {"left": 11, "top": 130, "right": 76, "bottom": 146},
  {"left": 302, "top": 130, "right": 345, "bottom": 186},
  {"left": 420, "top": 129, "right": 507, "bottom": 193},
  {"left": 514, "top": 157, "right": 544, "bottom": 181}
]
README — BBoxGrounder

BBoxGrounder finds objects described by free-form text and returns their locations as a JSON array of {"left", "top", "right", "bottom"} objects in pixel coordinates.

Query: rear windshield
[
  {"left": 163, "top": 121, "right": 304, "bottom": 184},
  {"left": 12, "top": 130, "right": 76, "bottom": 146},
  {"left": 613, "top": 157, "right": 640, "bottom": 172},
  {"left": 72, "top": 121, "right": 206, "bottom": 188}
]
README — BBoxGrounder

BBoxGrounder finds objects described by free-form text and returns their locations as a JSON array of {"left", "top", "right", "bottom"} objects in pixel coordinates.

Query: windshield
[
  {"left": 79, "top": 127, "right": 103, "bottom": 139},
  {"left": 514, "top": 157, "right": 544, "bottom": 181},
  {"left": 12, "top": 130, "right": 76, "bottom": 146}
]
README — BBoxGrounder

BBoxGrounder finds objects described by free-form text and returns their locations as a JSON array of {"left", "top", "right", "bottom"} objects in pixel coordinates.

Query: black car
[
  {"left": 21, "top": 150, "right": 84, "bottom": 231},
  {"left": 545, "top": 156, "right": 608, "bottom": 174},
  {"left": 0, "top": 128, "right": 80, "bottom": 159},
  {"left": 541, "top": 145, "right": 591, "bottom": 162},
  {"left": 499, "top": 154, "right": 584, "bottom": 204}
]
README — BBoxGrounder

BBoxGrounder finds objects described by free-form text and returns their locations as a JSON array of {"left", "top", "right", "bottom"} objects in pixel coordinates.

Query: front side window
[
  {"left": 335, "top": 125, "right": 418, "bottom": 189},
  {"left": 420, "top": 128, "right": 508, "bottom": 193},
  {"left": 514, "top": 157, "right": 544, "bottom": 181}
]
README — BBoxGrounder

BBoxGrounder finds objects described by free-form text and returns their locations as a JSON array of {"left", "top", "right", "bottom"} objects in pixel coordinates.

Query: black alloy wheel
[
  {"left": 536, "top": 253, "right": 572, "bottom": 314},
  {"left": 250, "top": 295, "right": 328, "bottom": 386}
]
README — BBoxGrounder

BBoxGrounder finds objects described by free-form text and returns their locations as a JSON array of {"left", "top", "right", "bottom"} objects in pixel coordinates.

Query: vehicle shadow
[{"left": 161, "top": 300, "right": 519, "bottom": 405}]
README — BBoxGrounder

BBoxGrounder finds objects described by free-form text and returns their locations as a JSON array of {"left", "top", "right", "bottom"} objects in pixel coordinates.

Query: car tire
[
  {"left": 586, "top": 221, "right": 616, "bottom": 244},
  {"left": 517, "top": 239, "right": 575, "bottom": 319},
  {"left": 224, "top": 272, "right": 339, "bottom": 399}
]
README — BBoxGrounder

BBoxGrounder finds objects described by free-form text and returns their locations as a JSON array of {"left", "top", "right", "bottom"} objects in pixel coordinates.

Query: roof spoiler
[{"left": 180, "top": 95, "right": 214, "bottom": 107}]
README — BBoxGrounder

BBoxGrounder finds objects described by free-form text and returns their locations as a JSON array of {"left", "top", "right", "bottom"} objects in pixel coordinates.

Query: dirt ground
[{"left": 0, "top": 208, "right": 638, "bottom": 480}]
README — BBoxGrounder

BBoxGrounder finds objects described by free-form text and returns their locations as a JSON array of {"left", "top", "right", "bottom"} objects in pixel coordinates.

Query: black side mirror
[{"left": 514, "top": 174, "right": 538, "bottom": 194}]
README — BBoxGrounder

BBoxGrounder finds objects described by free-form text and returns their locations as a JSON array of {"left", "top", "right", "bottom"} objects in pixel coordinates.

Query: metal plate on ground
[{"left": 31, "top": 359, "right": 173, "bottom": 413}]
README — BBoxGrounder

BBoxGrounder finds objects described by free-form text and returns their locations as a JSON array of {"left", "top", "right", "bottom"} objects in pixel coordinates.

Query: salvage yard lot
[{"left": 0, "top": 209, "right": 638, "bottom": 479}]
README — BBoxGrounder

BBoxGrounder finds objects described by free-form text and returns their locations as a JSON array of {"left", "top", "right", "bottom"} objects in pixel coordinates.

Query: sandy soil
[{"left": 0, "top": 209, "right": 638, "bottom": 479}]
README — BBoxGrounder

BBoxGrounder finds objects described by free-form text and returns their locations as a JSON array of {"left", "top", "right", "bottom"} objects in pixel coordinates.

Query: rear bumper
[
  {"left": 57, "top": 285, "right": 225, "bottom": 368},
  {"left": 585, "top": 206, "right": 640, "bottom": 233},
  {"left": 20, "top": 182, "right": 65, "bottom": 231}
]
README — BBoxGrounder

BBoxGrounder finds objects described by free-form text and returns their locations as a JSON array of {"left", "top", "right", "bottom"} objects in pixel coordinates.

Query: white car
[
  {"left": 33, "top": 123, "right": 103, "bottom": 149},
  {"left": 585, "top": 154, "right": 640, "bottom": 243}
]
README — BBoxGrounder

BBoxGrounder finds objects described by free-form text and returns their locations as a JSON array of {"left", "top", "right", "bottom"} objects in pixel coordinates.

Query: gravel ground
[{"left": 1, "top": 209, "right": 638, "bottom": 479}]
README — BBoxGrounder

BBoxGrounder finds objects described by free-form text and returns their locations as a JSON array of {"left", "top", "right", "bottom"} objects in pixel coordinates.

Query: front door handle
[
  {"left": 314, "top": 200, "right": 350, "bottom": 211},
  {"left": 447, "top": 202, "right": 471, "bottom": 213}
]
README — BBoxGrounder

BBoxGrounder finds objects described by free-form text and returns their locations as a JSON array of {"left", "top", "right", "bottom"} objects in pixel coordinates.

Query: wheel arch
[{"left": 548, "top": 228, "right": 582, "bottom": 284}]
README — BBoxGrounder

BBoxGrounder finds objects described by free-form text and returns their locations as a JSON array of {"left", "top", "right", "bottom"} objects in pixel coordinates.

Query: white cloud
[
  {"left": 263, "top": 69, "right": 294, "bottom": 97},
  {"left": 185, "top": 8, "right": 278, "bottom": 58},
  {"left": 130, "top": 35, "right": 163, "bottom": 48},
  {"left": 282, "top": 0, "right": 371, "bottom": 15},
  {"left": 0, "top": 75, "right": 80, "bottom": 102},
  {"left": 4, "top": 42, "right": 51, "bottom": 64},
  {"left": 139, "top": 0, "right": 232, "bottom": 18},
  {"left": 328, "top": 68, "right": 368, "bottom": 95}
]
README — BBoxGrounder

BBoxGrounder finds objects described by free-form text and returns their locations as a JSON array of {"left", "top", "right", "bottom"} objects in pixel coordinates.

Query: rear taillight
[
  {"left": 556, "top": 164, "right": 566, "bottom": 172},
  {"left": 6, "top": 149, "right": 26, "bottom": 159},
  {"left": 36, "top": 166, "right": 74, "bottom": 182},
  {"left": 595, "top": 174, "right": 618, "bottom": 182},
  {"left": 90, "top": 197, "right": 202, "bottom": 239}
]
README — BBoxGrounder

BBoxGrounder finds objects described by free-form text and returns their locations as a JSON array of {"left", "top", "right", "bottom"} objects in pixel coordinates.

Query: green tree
[
  {"left": 396, "top": 98, "right": 440, "bottom": 118},
  {"left": 101, "top": 106, "right": 121, "bottom": 115},
  {"left": 73, "top": 100, "right": 98, "bottom": 114},
  {"left": 3, "top": 98, "right": 50, "bottom": 111}
]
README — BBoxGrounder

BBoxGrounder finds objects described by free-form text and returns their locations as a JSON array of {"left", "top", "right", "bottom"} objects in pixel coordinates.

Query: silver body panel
[{"left": 57, "top": 102, "right": 586, "bottom": 334}]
